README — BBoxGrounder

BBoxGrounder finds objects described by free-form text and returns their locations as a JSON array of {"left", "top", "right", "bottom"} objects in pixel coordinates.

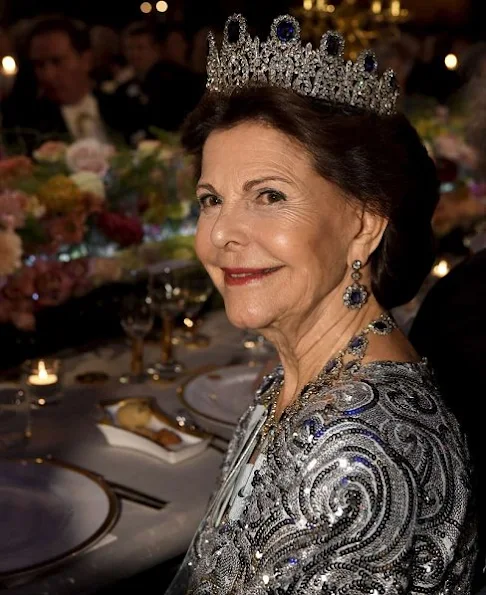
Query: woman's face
[{"left": 195, "top": 121, "right": 366, "bottom": 332}]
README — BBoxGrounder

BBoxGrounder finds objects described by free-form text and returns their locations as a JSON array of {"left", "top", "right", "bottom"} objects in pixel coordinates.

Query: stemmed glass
[
  {"left": 119, "top": 294, "right": 154, "bottom": 384},
  {"left": 180, "top": 267, "right": 214, "bottom": 349},
  {"left": 147, "top": 267, "right": 187, "bottom": 379}
]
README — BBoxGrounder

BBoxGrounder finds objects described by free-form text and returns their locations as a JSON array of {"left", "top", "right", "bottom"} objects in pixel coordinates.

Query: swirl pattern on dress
[{"left": 185, "top": 361, "right": 477, "bottom": 594}]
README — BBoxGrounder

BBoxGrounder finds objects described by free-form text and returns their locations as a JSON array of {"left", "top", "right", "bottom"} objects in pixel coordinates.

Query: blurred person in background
[
  {"left": 1, "top": 15, "right": 138, "bottom": 152},
  {"left": 118, "top": 21, "right": 203, "bottom": 135}
]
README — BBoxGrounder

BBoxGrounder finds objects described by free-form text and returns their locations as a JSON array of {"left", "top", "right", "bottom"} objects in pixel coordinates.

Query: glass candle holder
[{"left": 23, "top": 358, "right": 63, "bottom": 407}]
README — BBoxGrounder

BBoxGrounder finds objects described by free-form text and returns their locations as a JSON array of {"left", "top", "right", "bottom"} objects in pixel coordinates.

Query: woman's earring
[{"left": 343, "top": 260, "right": 369, "bottom": 309}]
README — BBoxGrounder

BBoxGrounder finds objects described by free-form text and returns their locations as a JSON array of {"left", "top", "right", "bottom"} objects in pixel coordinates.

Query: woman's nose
[{"left": 210, "top": 205, "right": 250, "bottom": 250}]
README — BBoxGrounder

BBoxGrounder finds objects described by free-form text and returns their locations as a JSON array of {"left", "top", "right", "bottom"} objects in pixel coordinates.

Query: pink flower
[
  {"left": 0, "top": 189, "right": 29, "bottom": 230},
  {"left": 65, "top": 139, "right": 111, "bottom": 177},
  {"left": 33, "top": 141, "right": 68, "bottom": 163},
  {"left": 0, "top": 156, "right": 33, "bottom": 184}
]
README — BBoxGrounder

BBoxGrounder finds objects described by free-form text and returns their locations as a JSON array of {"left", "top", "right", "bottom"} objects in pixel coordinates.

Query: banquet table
[{"left": 1, "top": 310, "right": 250, "bottom": 595}]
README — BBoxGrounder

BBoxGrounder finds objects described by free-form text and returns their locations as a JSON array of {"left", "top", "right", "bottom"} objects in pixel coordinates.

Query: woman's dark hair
[{"left": 181, "top": 86, "right": 439, "bottom": 310}]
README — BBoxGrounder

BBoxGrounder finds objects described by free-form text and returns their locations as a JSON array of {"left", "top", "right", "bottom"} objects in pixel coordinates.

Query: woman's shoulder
[{"left": 282, "top": 360, "right": 471, "bottom": 470}]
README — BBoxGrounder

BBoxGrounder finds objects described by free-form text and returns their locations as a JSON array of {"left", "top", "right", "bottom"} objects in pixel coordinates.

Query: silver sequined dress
[{"left": 167, "top": 361, "right": 477, "bottom": 594}]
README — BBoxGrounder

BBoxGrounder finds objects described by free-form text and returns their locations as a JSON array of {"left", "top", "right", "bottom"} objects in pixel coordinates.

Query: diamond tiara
[{"left": 206, "top": 14, "right": 400, "bottom": 116}]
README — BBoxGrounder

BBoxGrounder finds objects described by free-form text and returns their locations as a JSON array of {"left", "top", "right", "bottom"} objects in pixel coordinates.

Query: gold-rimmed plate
[
  {"left": 177, "top": 364, "right": 264, "bottom": 440},
  {"left": 0, "top": 457, "right": 119, "bottom": 587}
]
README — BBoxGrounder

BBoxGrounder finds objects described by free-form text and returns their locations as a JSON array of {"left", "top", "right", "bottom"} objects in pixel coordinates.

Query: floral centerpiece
[{"left": 0, "top": 136, "right": 197, "bottom": 331}]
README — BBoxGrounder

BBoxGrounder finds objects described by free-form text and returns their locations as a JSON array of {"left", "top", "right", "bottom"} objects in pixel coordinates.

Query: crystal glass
[
  {"left": 180, "top": 267, "right": 214, "bottom": 349},
  {"left": 0, "top": 384, "right": 31, "bottom": 451},
  {"left": 147, "top": 267, "right": 187, "bottom": 379},
  {"left": 119, "top": 294, "right": 154, "bottom": 384}
]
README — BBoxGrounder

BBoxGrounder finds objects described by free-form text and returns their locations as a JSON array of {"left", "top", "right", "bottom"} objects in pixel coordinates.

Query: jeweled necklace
[{"left": 259, "top": 312, "right": 396, "bottom": 442}]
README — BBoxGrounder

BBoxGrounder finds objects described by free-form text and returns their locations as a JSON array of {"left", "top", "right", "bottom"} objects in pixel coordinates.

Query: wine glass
[
  {"left": 180, "top": 267, "right": 214, "bottom": 349},
  {"left": 146, "top": 267, "right": 187, "bottom": 379},
  {"left": 119, "top": 294, "right": 154, "bottom": 384}
]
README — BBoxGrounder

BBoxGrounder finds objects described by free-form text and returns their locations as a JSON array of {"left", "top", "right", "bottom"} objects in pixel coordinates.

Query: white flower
[
  {"left": 70, "top": 171, "right": 106, "bottom": 199},
  {"left": 0, "top": 230, "right": 22, "bottom": 276},
  {"left": 66, "top": 139, "right": 112, "bottom": 176}
]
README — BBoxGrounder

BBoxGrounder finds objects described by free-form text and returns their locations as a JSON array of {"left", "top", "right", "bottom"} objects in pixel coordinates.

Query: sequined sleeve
[{"left": 243, "top": 379, "right": 474, "bottom": 594}]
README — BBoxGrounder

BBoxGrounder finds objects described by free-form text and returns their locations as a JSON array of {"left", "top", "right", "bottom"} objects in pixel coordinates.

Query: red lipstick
[{"left": 222, "top": 267, "right": 282, "bottom": 286}]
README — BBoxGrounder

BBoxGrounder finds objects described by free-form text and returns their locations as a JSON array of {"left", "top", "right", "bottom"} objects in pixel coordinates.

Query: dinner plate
[
  {"left": 0, "top": 458, "right": 119, "bottom": 585},
  {"left": 178, "top": 364, "right": 264, "bottom": 440}
]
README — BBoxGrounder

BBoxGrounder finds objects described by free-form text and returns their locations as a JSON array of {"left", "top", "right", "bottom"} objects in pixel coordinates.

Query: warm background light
[
  {"left": 444, "top": 53, "right": 458, "bottom": 70},
  {"left": 371, "top": 1, "right": 382, "bottom": 14},
  {"left": 140, "top": 2, "right": 152, "bottom": 13},
  {"left": 303, "top": 0, "right": 313, "bottom": 10},
  {"left": 390, "top": 0, "right": 401, "bottom": 16},
  {"left": 156, "top": 1, "right": 169, "bottom": 12},
  {"left": 432, "top": 260, "right": 451, "bottom": 278},
  {"left": 1, "top": 55, "right": 18, "bottom": 76}
]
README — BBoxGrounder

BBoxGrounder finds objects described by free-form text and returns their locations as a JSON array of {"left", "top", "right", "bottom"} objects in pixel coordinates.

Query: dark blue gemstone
[
  {"left": 227, "top": 20, "right": 240, "bottom": 43},
  {"left": 276, "top": 20, "right": 295, "bottom": 42},
  {"left": 345, "top": 361, "right": 358, "bottom": 371},
  {"left": 350, "top": 290, "right": 363, "bottom": 305},
  {"left": 349, "top": 337, "right": 364, "bottom": 350},
  {"left": 364, "top": 54, "right": 377, "bottom": 73},
  {"left": 314, "top": 429, "right": 325, "bottom": 439},
  {"left": 325, "top": 34, "right": 340, "bottom": 56},
  {"left": 325, "top": 359, "right": 338, "bottom": 374},
  {"left": 288, "top": 557, "right": 298, "bottom": 565},
  {"left": 372, "top": 321, "right": 387, "bottom": 331},
  {"left": 340, "top": 477, "right": 349, "bottom": 487}
]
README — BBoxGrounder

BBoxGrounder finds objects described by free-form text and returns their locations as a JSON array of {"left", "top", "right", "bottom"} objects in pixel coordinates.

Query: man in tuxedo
[
  {"left": 1, "top": 16, "right": 141, "bottom": 153},
  {"left": 409, "top": 247, "right": 486, "bottom": 592}
]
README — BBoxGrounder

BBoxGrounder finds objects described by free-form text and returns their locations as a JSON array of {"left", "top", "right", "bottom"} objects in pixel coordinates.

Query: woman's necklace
[{"left": 258, "top": 312, "right": 396, "bottom": 443}]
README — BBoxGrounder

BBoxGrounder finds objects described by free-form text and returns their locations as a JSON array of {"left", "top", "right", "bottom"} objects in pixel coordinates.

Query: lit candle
[
  {"left": 390, "top": 0, "right": 401, "bottom": 17},
  {"left": 371, "top": 0, "right": 382, "bottom": 14},
  {"left": 28, "top": 361, "right": 58, "bottom": 386}
]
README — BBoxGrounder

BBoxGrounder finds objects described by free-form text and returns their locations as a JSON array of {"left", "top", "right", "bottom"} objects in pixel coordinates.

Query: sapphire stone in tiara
[
  {"left": 325, "top": 35, "right": 340, "bottom": 56},
  {"left": 206, "top": 14, "right": 400, "bottom": 115},
  {"left": 276, "top": 20, "right": 296, "bottom": 42},
  {"left": 364, "top": 54, "right": 377, "bottom": 73}
]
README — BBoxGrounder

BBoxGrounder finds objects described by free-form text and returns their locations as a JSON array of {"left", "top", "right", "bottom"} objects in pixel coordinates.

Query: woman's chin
[{"left": 224, "top": 303, "right": 272, "bottom": 331}]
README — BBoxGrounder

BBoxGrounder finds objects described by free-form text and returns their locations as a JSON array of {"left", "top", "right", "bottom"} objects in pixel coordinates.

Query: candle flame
[{"left": 38, "top": 361, "right": 48, "bottom": 379}]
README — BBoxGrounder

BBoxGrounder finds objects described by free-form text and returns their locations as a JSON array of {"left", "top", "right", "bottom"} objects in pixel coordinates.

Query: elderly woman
[{"left": 167, "top": 14, "right": 477, "bottom": 595}]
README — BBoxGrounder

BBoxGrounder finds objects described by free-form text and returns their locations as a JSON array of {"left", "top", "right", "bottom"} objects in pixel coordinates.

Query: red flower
[{"left": 96, "top": 211, "right": 144, "bottom": 247}]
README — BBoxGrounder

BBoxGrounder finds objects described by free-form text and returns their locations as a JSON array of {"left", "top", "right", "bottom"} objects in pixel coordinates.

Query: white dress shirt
[{"left": 61, "top": 94, "right": 107, "bottom": 141}]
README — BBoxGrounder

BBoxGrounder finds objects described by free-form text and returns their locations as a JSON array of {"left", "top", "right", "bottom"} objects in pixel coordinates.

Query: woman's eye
[
  {"left": 258, "top": 190, "right": 287, "bottom": 205},
  {"left": 197, "top": 194, "right": 221, "bottom": 209}
]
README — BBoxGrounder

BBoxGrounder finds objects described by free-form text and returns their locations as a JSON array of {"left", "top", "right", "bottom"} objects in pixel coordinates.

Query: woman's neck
[{"left": 261, "top": 297, "right": 385, "bottom": 416}]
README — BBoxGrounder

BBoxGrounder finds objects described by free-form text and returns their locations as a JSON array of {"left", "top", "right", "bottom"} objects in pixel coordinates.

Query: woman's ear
[{"left": 348, "top": 209, "right": 388, "bottom": 266}]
